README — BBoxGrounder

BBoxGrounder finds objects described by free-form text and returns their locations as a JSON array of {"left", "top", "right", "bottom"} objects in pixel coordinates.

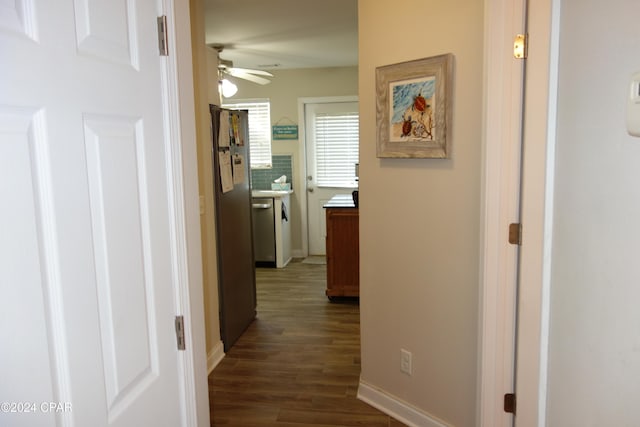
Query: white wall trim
[
  {"left": 514, "top": 0, "right": 558, "bottom": 424},
  {"left": 478, "top": 0, "right": 525, "bottom": 425},
  {"left": 479, "top": 0, "right": 558, "bottom": 423},
  {"left": 296, "top": 98, "right": 310, "bottom": 257},
  {"left": 536, "top": 2, "right": 561, "bottom": 421},
  {"left": 357, "top": 380, "right": 450, "bottom": 427},
  {"left": 207, "top": 341, "right": 225, "bottom": 374},
  {"left": 162, "top": 1, "right": 210, "bottom": 426}
]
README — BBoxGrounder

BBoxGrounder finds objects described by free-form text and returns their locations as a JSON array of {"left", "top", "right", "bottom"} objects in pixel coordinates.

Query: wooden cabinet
[{"left": 325, "top": 200, "right": 359, "bottom": 298}]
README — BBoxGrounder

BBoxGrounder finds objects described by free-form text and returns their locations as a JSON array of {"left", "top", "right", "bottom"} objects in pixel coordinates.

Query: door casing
[
  {"left": 479, "top": 0, "right": 558, "bottom": 425},
  {"left": 297, "top": 95, "right": 358, "bottom": 257},
  {"left": 478, "top": 0, "right": 526, "bottom": 425}
]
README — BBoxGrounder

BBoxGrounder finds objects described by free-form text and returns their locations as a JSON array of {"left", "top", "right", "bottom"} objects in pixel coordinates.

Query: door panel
[
  {"left": 307, "top": 194, "right": 332, "bottom": 255},
  {"left": 0, "top": 107, "right": 57, "bottom": 427},
  {"left": 0, "top": 0, "right": 37, "bottom": 41},
  {"left": 74, "top": 0, "right": 138, "bottom": 67},
  {"left": 84, "top": 115, "right": 159, "bottom": 414},
  {"left": 0, "top": 1, "right": 184, "bottom": 425},
  {"left": 305, "top": 100, "right": 358, "bottom": 255}
]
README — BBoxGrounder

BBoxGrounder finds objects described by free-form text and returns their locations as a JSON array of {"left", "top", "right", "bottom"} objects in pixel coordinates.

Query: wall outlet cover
[{"left": 400, "top": 349, "right": 412, "bottom": 375}]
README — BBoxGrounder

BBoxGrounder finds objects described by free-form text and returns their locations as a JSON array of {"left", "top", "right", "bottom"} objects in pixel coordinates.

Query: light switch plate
[{"left": 626, "top": 71, "right": 640, "bottom": 137}]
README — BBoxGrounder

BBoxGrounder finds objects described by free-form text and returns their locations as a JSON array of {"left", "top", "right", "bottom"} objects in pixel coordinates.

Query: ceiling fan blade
[
  {"left": 229, "top": 67, "right": 274, "bottom": 77},
  {"left": 227, "top": 69, "right": 271, "bottom": 85}
]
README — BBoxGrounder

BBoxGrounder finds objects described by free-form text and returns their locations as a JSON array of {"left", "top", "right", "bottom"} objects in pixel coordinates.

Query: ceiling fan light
[{"left": 220, "top": 78, "right": 238, "bottom": 98}]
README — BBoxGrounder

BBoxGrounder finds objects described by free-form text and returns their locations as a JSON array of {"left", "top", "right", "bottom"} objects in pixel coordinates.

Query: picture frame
[{"left": 376, "top": 53, "right": 453, "bottom": 158}]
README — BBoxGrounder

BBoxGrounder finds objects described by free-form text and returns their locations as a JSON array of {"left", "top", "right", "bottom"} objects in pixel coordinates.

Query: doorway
[{"left": 301, "top": 97, "right": 359, "bottom": 256}]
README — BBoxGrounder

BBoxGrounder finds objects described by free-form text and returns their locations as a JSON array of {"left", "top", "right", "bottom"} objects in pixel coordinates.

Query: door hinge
[
  {"left": 509, "top": 223, "right": 522, "bottom": 245},
  {"left": 157, "top": 15, "right": 169, "bottom": 56},
  {"left": 514, "top": 34, "right": 527, "bottom": 59},
  {"left": 175, "top": 315, "right": 186, "bottom": 350},
  {"left": 504, "top": 393, "right": 516, "bottom": 414}
]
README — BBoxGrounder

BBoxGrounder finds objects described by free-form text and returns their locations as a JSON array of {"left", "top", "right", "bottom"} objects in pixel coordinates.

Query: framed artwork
[{"left": 376, "top": 53, "right": 453, "bottom": 158}]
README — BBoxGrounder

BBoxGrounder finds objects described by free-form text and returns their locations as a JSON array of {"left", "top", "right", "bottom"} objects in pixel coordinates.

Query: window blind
[
  {"left": 315, "top": 112, "right": 359, "bottom": 187},
  {"left": 222, "top": 100, "right": 272, "bottom": 169}
]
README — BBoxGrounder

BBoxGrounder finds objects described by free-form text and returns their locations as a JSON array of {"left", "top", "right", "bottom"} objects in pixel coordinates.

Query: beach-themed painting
[
  {"left": 376, "top": 54, "right": 453, "bottom": 158},
  {"left": 390, "top": 76, "right": 436, "bottom": 143}
]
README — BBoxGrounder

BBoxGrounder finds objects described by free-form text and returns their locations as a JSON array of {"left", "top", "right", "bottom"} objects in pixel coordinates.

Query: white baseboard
[
  {"left": 206, "top": 341, "right": 225, "bottom": 374},
  {"left": 357, "top": 380, "right": 451, "bottom": 427}
]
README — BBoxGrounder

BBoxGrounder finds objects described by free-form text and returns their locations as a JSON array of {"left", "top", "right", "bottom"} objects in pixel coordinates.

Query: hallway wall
[{"left": 358, "top": 1, "right": 484, "bottom": 425}]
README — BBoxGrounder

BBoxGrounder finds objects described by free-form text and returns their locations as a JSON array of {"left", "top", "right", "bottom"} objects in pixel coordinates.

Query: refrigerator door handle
[{"left": 252, "top": 203, "right": 271, "bottom": 209}]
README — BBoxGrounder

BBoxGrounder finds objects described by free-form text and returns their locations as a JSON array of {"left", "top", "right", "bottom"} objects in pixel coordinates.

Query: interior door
[
  {"left": 0, "top": 1, "right": 187, "bottom": 426},
  {"left": 305, "top": 99, "right": 359, "bottom": 255}
]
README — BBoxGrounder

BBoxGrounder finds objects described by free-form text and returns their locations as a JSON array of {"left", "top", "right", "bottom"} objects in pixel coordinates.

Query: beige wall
[
  {"left": 358, "top": 1, "right": 483, "bottom": 425},
  {"left": 190, "top": 0, "right": 222, "bottom": 363},
  {"left": 230, "top": 67, "right": 358, "bottom": 255}
]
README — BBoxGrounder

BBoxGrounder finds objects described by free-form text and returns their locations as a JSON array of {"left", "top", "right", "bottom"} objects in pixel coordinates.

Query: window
[
  {"left": 314, "top": 109, "right": 359, "bottom": 188},
  {"left": 222, "top": 99, "right": 272, "bottom": 168}
]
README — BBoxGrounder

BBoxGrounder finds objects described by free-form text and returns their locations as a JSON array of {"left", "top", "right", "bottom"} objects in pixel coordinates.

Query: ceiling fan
[{"left": 211, "top": 44, "right": 273, "bottom": 86}]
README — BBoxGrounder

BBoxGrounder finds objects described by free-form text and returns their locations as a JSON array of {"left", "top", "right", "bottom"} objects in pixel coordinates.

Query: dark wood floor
[{"left": 208, "top": 259, "right": 407, "bottom": 426}]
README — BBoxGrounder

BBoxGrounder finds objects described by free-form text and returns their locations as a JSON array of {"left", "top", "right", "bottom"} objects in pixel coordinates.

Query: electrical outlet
[{"left": 400, "top": 349, "right": 412, "bottom": 375}]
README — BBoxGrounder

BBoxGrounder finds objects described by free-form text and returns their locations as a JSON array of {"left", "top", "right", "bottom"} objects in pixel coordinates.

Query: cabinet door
[{"left": 326, "top": 208, "right": 359, "bottom": 297}]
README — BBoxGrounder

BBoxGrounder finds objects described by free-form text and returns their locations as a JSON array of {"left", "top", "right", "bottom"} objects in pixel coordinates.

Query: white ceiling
[{"left": 204, "top": 0, "right": 358, "bottom": 70}]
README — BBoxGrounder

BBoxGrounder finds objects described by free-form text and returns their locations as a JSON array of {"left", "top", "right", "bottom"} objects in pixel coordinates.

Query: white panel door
[
  {"left": 305, "top": 100, "right": 359, "bottom": 255},
  {"left": 0, "top": 1, "right": 186, "bottom": 426}
]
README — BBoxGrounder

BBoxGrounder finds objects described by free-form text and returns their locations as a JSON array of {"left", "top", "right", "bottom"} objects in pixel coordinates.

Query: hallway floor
[{"left": 208, "top": 259, "right": 407, "bottom": 426}]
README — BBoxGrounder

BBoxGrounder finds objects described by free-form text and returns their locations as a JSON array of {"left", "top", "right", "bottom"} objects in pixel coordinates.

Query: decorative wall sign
[
  {"left": 272, "top": 124, "right": 299, "bottom": 140},
  {"left": 376, "top": 53, "right": 453, "bottom": 158}
]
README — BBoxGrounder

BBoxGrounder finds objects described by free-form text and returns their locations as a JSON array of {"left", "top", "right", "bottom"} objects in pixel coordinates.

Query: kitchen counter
[
  {"left": 252, "top": 189, "right": 293, "bottom": 199},
  {"left": 323, "top": 194, "right": 356, "bottom": 208}
]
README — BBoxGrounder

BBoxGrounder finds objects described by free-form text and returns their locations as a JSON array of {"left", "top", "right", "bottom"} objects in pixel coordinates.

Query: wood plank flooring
[{"left": 208, "top": 259, "right": 407, "bottom": 427}]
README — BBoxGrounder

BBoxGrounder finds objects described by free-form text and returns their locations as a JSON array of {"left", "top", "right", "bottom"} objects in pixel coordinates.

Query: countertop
[
  {"left": 323, "top": 194, "right": 357, "bottom": 208},
  {"left": 252, "top": 190, "right": 293, "bottom": 199}
]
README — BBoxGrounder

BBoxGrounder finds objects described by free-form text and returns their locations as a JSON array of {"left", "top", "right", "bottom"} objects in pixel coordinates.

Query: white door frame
[
  {"left": 297, "top": 95, "right": 359, "bottom": 257},
  {"left": 479, "top": 0, "right": 559, "bottom": 425},
  {"left": 152, "top": 2, "right": 210, "bottom": 425},
  {"left": 513, "top": 0, "right": 560, "bottom": 424},
  {"left": 478, "top": 0, "right": 526, "bottom": 424}
]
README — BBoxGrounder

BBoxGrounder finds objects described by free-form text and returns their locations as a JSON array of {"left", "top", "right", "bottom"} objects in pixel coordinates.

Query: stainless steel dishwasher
[{"left": 251, "top": 197, "right": 276, "bottom": 266}]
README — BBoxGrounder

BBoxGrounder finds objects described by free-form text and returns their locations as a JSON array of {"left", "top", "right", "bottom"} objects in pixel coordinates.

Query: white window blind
[
  {"left": 315, "top": 112, "right": 359, "bottom": 187},
  {"left": 222, "top": 99, "right": 272, "bottom": 169}
]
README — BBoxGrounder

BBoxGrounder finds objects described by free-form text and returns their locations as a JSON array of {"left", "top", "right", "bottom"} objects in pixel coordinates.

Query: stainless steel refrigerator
[{"left": 210, "top": 105, "right": 256, "bottom": 352}]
